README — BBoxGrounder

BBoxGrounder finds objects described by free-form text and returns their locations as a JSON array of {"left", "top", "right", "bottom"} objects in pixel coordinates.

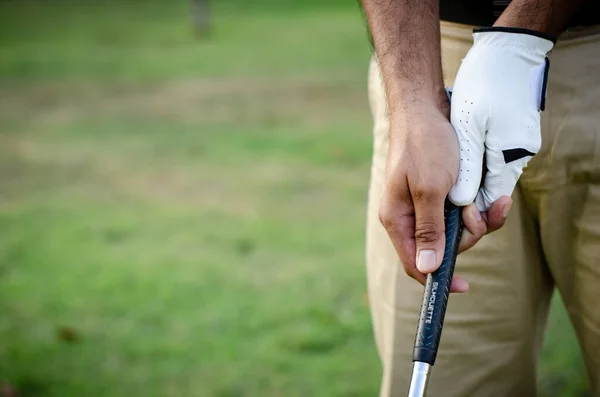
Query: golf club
[{"left": 407, "top": 199, "right": 463, "bottom": 397}]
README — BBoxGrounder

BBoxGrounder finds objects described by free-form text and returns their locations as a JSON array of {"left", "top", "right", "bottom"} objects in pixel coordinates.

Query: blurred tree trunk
[{"left": 192, "top": 0, "right": 210, "bottom": 37}]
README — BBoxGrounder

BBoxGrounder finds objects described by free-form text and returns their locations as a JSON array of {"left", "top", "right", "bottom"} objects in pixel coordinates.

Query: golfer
[{"left": 361, "top": 0, "right": 600, "bottom": 395}]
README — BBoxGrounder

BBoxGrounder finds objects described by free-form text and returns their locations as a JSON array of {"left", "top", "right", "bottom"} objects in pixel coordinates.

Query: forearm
[
  {"left": 361, "top": 0, "right": 447, "bottom": 113},
  {"left": 495, "top": 0, "right": 585, "bottom": 37}
]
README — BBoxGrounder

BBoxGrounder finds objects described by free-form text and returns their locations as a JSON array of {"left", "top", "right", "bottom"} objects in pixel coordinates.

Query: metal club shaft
[{"left": 407, "top": 362, "right": 431, "bottom": 397}]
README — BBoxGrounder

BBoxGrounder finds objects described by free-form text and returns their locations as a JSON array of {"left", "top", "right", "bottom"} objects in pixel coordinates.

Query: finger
[
  {"left": 450, "top": 275, "right": 469, "bottom": 293},
  {"left": 410, "top": 183, "right": 447, "bottom": 275},
  {"left": 378, "top": 194, "right": 426, "bottom": 285},
  {"left": 458, "top": 202, "right": 487, "bottom": 254},
  {"left": 483, "top": 195, "right": 512, "bottom": 233},
  {"left": 458, "top": 196, "right": 513, "bottom": 254},
  {"left": 448, "top": 91, "right": 487, "bottom": 206}
]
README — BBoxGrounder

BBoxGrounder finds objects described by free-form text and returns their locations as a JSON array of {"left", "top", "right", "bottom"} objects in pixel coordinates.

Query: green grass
[
  {"left": 0, "top": 0, "right": 368, "bottom": 81},
  {"left": 0, "top": 1, "right": 590, "bottom": 396}
]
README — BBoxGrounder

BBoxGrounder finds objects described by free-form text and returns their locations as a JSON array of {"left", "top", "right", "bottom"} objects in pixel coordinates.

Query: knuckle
[
  {"left": 378, "top": 205, "right": 394, "bottom": 230},
  {"left": 378, "top": 193, "right": 409, "bottom": 230},
  {"left": 415, "top": 228, "right": 440, "bottom": 244},
  {"left": 472, "top": 225, "right": 487, "bottom": 240},
  {"left": 415, "top": 217, "right": 441, "bottom": 243},
  {"left": 411, "top": 184, "right": 443, "bottom": 202}
]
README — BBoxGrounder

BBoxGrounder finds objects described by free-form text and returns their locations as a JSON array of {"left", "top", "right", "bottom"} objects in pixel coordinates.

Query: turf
[{"left": 0, "top": 1, "right": 590, "bottom": 396}]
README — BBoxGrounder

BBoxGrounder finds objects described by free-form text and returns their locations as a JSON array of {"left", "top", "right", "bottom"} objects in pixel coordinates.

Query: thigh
[
  {"left": 529, "top": 29, "right": 600, "bottom": 394},
  {"left": 366, "top": 24, "right": 554, "bottom": 397}
]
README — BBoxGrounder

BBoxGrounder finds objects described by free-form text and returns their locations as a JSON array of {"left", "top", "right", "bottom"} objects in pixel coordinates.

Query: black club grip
[{"left": 412, "top": 200, "right": 463, "bottom": 365}]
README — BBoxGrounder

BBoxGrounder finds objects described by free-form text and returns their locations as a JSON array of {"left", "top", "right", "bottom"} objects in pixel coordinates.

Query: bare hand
[{"left": 378, "top": 104, "right": 512, "bottom": 293}]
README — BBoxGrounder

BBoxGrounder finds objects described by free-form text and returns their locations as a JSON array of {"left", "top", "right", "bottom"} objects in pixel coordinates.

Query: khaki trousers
[{"left": 366, "top": 22, "right": 600, "bottom": 397}]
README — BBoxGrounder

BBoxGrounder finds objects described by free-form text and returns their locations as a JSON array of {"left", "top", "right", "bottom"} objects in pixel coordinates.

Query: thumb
[
  {"left": 412, "top": 188, "right": 447, "bottom": 274},
  {"left": 448, "top": 97, "right": 486, "bottom": 207}
]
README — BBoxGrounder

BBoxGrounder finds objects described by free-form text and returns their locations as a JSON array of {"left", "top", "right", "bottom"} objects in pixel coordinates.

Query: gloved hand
[{"left": 448, "top": 27, "right": 555, "bottom": 211}]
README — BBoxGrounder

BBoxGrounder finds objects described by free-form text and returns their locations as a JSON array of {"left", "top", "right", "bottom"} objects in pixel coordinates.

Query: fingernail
[
  {"left": 470, "top": 204, "right": 482, "bottom": 222},
  {"left": 502, "top": 202, "right": 512, "bottom": 219},
  {"left": 417, "top": 250, "right": 437, "bottom": 273}
]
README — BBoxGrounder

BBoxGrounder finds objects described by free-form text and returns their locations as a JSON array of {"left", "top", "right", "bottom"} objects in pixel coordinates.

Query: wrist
[
  {"left": 493, "top": 0, "right": 586, "bottom": 37},
  {"left": 493, "top": 16, "right": 556, "bottom": 37},
  {"left": 387, "top": 82, "right": 449, "bottom": 117},
  {"left": 389, "top": 92, "right": 450, "bottom": 133}
]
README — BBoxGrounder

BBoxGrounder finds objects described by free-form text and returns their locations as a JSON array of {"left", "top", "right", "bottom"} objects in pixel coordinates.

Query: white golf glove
[{"left": 448, "top": 27, "right": 555, "bottom": 211}]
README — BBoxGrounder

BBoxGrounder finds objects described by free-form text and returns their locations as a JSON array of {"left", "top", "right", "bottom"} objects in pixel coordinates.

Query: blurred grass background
[{"left": 0, "top": 0, "right": 590, "bottom": 396}]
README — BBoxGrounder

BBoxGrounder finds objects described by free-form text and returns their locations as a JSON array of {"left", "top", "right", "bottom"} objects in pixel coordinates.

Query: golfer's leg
[
  {"left": 531, "top": 29, "right": 600, "bottom": 395},
  {"left": 366, "top": 22, "right": 554, "bottom": 397}
]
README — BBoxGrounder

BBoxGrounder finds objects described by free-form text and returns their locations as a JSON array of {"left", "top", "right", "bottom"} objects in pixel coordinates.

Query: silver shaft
[{"left": 407, "top": 362, "right": 431, "bottom": 397}]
